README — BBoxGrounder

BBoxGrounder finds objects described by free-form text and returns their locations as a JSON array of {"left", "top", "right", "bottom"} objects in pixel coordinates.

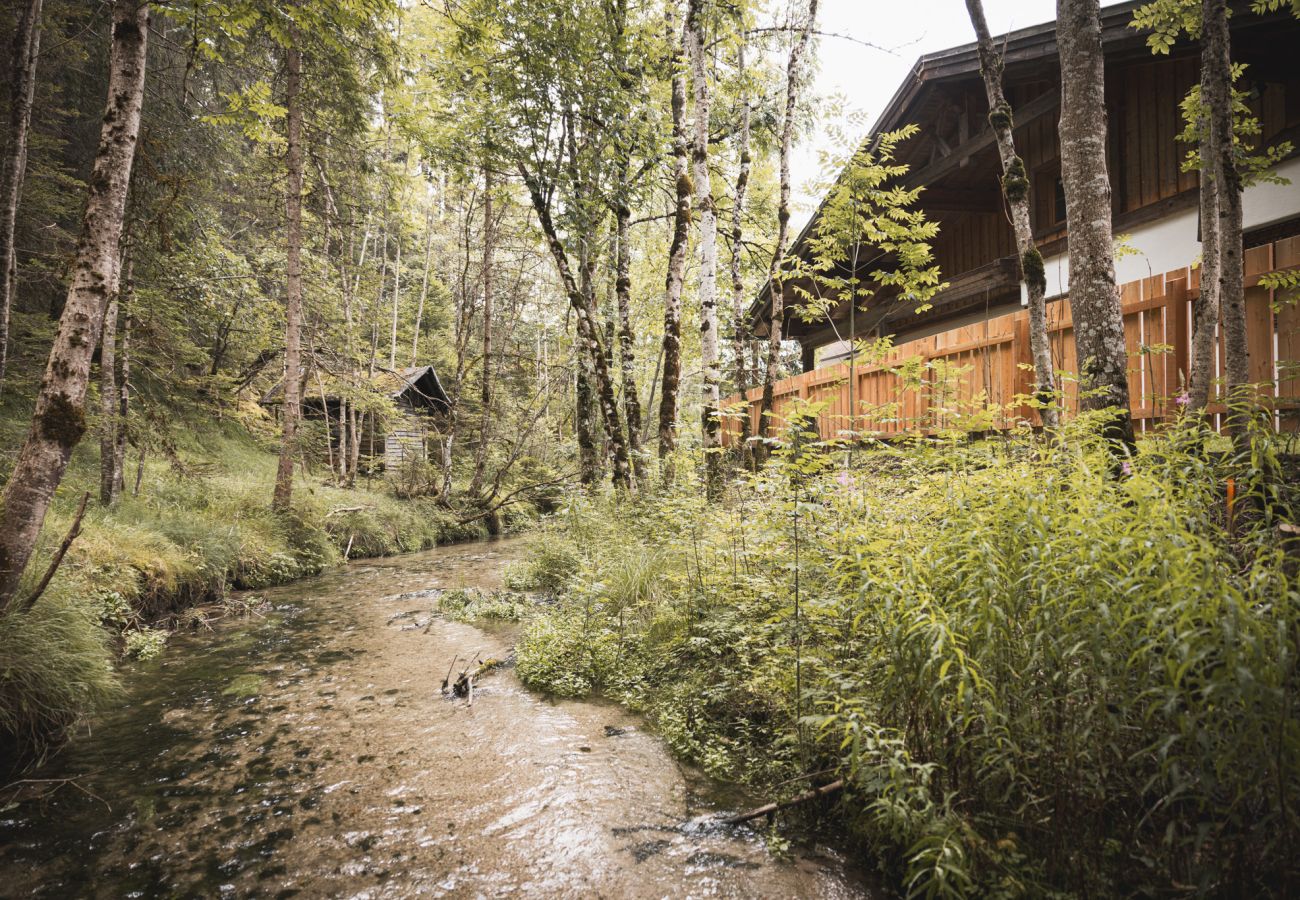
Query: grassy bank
[
  {"left": 509, "top": 415, "right": 1300, "bottom": 897},
  {"left": 0, "top": 403, "right": 498, "bottom": 770}
]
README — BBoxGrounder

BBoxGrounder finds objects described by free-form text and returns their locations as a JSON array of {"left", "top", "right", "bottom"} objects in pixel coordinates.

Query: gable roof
[{"left": 260, "top": 364, "right": 451, "bottom": 413}]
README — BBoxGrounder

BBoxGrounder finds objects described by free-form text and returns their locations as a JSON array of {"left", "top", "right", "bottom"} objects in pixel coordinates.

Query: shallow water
[{"left": 0, "top": 537, "right": 872, "bottom": 898}]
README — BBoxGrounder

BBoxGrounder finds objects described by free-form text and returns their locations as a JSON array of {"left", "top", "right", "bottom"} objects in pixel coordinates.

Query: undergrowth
[{"left": 513, "top": 411, "right": 1300, "bottom": 897}]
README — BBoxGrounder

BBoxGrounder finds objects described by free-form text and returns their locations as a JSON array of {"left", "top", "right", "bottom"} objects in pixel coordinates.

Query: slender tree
[
  {"left": 0, "top": 0, "right": 149, "bottom": 608},
  {"left": 658, "top": 1, "right": 692, "bottom": 471},
  {"left": 273, "top": 29, "right": 305, "bottom": 511},
  {"left": 0, "top": 0, "right": 43, "bottom": 393},
  {"left": 965, "top": 0, "right": 1059, "bottom": 428},
  {"left": 470, "top": 166, "right": 494, "bottom": 498},
  {"left": 99, "top": 256, "right": 122, "bottom": 505},
  {"left": 758, "top": 0, "right": 818, "bottom": 448},
  {"left": 1056, "top": 0, "right": 1135, "bottom": 449},
  {"left": 730, "top": 40, "right": 752, "bottom": 408},
  {"left": 686, "top": 0, "right": 722, "bottom": 492},
  {"left": 1201, "top": 0, "right": 1248, "bottom": 416}
]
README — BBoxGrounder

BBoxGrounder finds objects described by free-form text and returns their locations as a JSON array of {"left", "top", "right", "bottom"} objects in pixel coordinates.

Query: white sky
[{"left": 791, "top": 0, "right": 1127, "bottom": 228}]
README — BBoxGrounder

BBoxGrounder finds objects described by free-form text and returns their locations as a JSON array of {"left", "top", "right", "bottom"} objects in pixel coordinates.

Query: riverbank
[
  {"left": 0, "top": 538, "right": 871, "bottom": 897},
  {"left": 0, "top": 408, "right": 512, "bottom": 771},
  {"left": 509, "top": 417, "right": 1300, "bottom": 896}
]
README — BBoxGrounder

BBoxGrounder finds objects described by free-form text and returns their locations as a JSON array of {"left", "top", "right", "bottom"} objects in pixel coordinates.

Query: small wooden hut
[{"left": 261, "top": 365, "right": 451, "bottom": 469}]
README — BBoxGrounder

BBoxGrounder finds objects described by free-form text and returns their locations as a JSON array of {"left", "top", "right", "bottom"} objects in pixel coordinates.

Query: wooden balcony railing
[{"left": 722, "top": 236, "right": 1300, "bottom": 442}]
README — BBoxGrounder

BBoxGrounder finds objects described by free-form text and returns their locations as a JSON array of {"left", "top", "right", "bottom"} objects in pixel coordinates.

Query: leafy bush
[
  {"left": 517, "top": 416, "right": 1300, "bottom": 896},
  {"left": 436, "top": 587, "right": 530, "bottom": 622},
  {"left": 122, "top": 627, "right": 168, "bottom": 661}
]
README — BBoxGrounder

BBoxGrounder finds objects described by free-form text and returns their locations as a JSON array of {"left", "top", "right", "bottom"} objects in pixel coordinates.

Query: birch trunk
[
  {"left": 0, "top": 0, "right": 147, "bottom": 608},
  {"left": 1056, "top": 0, "right": 1135, "bottom": 450},
  {"left": 1202, "top": 0, "right": 1248, "bottom": 421},
  {"left": 686, "top": 0, "right": 721, "bottom": 493},
  {"left": 470, "top": 168, "right": 493, "bottom": 498},
  {"left": 0, "top": 0, "right": 42, "bottom": 394},
  {"left": 965, "top": 0, "right": 1058, "bottom": 428},
  {"left": 758, "top": 0, "right": 818, "bottom": 447},
  {"left": 272, "top": 34, "right": 304, "bottom": 511},
  {"left": 730, "top": 42, "right": 752, "bottom": 406},
  {"left": 657, "top": 3, "right": 691, "bottom": 469}
]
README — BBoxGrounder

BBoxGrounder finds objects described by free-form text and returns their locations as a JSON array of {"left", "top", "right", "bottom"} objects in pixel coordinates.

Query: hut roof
[{"left": 260, "top": 364, "right": 451, "bottom": 414}]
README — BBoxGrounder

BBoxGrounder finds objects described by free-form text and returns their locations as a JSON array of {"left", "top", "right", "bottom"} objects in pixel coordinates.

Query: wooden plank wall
[{"left": 721, "top": 236, "right": 1300, "bottom": 443}]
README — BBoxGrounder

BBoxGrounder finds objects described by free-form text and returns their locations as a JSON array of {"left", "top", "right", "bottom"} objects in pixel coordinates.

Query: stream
[{"left": 0, "top": 537, "right": 873, "bottom": 898}]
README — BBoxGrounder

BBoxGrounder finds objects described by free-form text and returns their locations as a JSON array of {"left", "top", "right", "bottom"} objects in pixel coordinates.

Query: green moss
[
  {"left": 1002, "top": 156, "right": 1029, "bottom": 202},
  {"left": 1022, "top": 247, "right": 1047, "bottom": 296},
  {"left": 987, "top": 100, "right": 1013, "bottom": 132},
  {"left": 37, "top": 392, "right": 86, "bottom": 446}
]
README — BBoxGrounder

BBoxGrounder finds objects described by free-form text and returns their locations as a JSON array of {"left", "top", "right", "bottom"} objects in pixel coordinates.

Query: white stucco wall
[{"left": 1026, "top": 154, "right": 1300, "bottom": 303}]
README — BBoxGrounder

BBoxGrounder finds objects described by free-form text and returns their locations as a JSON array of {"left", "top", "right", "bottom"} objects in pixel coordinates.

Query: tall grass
[{"left": 515, "top": 416, "right": 1300, "bottom": 896}]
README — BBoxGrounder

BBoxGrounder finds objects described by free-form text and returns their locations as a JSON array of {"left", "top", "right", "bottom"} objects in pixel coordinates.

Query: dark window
[{"left": 1053, "top": 177, "right": 1067, "bottom": 225}]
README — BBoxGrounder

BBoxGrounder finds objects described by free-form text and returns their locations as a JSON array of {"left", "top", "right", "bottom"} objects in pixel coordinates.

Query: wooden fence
[{"left": 722, "top": 236, "right": 1300, "bottom": 442}]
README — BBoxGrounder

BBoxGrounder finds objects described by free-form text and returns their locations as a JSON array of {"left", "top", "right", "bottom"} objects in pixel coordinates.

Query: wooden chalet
[
  {"left": 261, "top": 365, "right": 451, "bottom": 469},
  {"left": 727, "top": 0, "right": 1300, "bottom": 440}
]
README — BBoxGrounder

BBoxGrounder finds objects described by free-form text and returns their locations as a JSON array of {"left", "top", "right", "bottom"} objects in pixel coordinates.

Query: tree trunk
[
  {"left": 611, "top": 0, "right": 645, "bottom": 485},
  {"left": 758, "top": 0, "right": 818, "bottom": 449},
  {"left": 113, "top": 254, "right": 132, "bottom": 495},
  {"left": 99, "top": 274, "right": 120, "bottom": 505},
  {"left": 470, "top": 167, "right": 493, "bottom": 498},
  {"left": 0, "top": 0, "right": 147, "bottom": 609},
  {"left": 730, "top": 41, "right": 752, "bottom": 444},
  {"left": 965, "top": 0, "right": 1058, "bottom": 429},
  {"left": 1202, "top": 0, "right": 1248, "bottom": 422},
  {"left": 576, "top": 344, "right": 599, "bottom": 486},
  {"left": 1189, "top": 133, "right": 1220, "bottom": 412},
  {"left": 686, "top": 0, "right": 722, "bottom": 495},
  {"left": 1056, "top": 0, "right": 1135, "bottom": 450},
  {"left": 273, "top": 34, "right": 304, "bottom": 512},
  {"left": 0, "top": 0, "right": 42, "bottom": 394},
  {"left": 657, "top": 2, "right": 691, "bottom": 472},
  {"left": 615, "top": 193, "right": 645, "bottom": 483}
]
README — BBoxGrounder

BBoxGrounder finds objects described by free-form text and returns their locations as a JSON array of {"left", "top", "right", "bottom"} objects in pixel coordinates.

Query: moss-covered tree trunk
[
  {"left": 965, "top": 0, "right": 1058, "bottom": 428},
  {"left": 1056, "top": 0, "right": 1135, "bottom": 450},
  {"left": 0, "top": 0, "right": 148, "bottom": 609}
]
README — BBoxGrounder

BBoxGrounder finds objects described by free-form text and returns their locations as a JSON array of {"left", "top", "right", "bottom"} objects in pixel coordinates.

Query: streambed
[{"left": 0, "top": 537, "right": 871, "bottom": 898}]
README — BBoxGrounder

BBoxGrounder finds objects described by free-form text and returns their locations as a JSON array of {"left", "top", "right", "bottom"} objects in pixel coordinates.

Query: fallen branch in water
[
  {"left": 718, "top": 779, "right": 844, "bottom": 826},
  {"left": 442, "top": 654, "right": 504, "bottom": 705}
]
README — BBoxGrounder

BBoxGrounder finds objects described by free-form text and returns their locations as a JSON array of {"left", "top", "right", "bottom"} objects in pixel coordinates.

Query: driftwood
[
  {"left": 442, "top": 654, "right": 503, "bottom": 706},
  {"left": 22, "top": 492, "right": 90, "bottom": 611},
  {"left": 718, "top": 778, "right": 844, "bottom": 826}
]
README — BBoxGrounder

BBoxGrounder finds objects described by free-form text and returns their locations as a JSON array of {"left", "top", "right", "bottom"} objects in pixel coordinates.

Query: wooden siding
[{"left": 722, "top": 236, "right": 1300, "bottom": 442}]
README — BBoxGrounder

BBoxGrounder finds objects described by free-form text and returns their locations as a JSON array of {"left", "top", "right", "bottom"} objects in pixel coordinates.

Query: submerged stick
[{"left": 718, "top": 778, "right": 844, "bottom": 826}]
